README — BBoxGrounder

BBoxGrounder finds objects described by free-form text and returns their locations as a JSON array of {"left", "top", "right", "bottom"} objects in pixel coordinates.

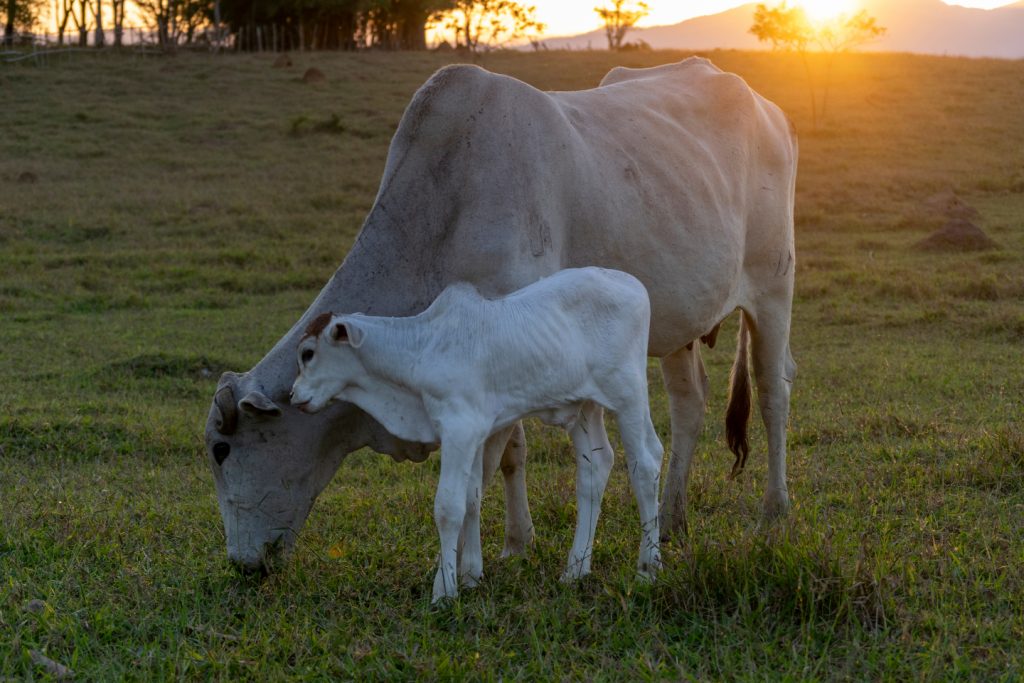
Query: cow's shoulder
[
  {"left": 599, "top": 56, "right": 720, "bottom": 88},
  {"left": 396, "top": 64, "right": 531, "bottom": 144}
]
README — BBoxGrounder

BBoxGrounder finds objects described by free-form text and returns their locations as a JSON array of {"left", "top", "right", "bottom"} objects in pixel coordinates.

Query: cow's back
[{"left": 367, "top": 60, "right": 796, "bottom": 357}]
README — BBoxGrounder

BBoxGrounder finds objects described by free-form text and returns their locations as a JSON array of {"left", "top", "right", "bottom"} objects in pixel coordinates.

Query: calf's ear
[{"left": 330, "top": 320, "right": 365, "bottom": 348}]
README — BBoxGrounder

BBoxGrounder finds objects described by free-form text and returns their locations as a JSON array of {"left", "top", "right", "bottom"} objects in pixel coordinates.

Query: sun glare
[{"left": 795, "top": 0, "right": 859, "bottom": 23}]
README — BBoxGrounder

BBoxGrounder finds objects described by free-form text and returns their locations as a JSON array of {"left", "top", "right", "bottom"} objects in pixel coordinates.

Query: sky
[{"left": 537, "top": 1, "right": 1019, "bottom": 37}]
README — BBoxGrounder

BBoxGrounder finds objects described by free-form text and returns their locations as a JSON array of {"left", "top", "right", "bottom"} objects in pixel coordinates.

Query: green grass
[{"left": 2, "top": 49, "right": 1023, "bottom": 679}]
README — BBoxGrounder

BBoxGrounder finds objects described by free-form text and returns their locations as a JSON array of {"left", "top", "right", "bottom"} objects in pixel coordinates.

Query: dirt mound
[
  {"left": 921, "top": 190, "right": 980, "bottom": 220},
  {"left": 914, "top": 218, "right": 998, "bottom": 252},
  {"left": 302, "top": 67, "right": 326, "bottom": 84},
  {"left": 273, "top": 53, "right": 293, "bottom": 68}
]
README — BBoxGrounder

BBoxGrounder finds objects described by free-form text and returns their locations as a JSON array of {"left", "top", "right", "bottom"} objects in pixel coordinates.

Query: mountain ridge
[{"left": 541, "top": 1, "right": 1024, "bottom": 59}]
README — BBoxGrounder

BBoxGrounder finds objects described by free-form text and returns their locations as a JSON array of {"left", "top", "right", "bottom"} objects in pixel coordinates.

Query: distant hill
[{"left": 541, "top": 0, "right": 1024, "bottom": 59}]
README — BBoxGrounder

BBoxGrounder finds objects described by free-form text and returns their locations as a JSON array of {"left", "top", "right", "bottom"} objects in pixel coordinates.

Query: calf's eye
[{"left": 301, "top": 349, "right": 314, "bottom": 364}]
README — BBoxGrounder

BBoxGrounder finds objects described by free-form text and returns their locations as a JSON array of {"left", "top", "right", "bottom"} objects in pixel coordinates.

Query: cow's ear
[
  {"left": 239, "top": 391, "right": 282, "bottom": 418},
  {"left": 330, "top": 320, "right": 365, "bottom": 348}
]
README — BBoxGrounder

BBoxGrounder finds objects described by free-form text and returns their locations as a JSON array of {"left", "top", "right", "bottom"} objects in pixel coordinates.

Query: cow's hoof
[
  {"left": 658, "top": 509, "right": 688, "bottom": 544},
  {"left": 499, "top": 539, "right": 531, "bottom": 559},
  {"left": 762, "top": 489, "right": 791, "bottom": 522},
  {"left": 500, "top": 526, "right": 535, "bottom": 559}
]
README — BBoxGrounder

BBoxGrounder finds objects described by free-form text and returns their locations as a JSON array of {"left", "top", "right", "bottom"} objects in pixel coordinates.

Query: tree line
[{"left": 3, "top": 0, "right": 656, "bottom": 51}]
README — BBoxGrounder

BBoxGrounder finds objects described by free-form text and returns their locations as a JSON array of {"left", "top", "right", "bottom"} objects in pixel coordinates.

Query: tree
[
  {"left": 134, "top": 0, "right": 213, "bottom": 48},
  {"left": 108, "top": 0, "right": 127, "bottom": 46},
  {"left": 90, "top": 0, "right": 103, "bottom": 46},
  {"left": 69, "top": 0, "right": 89, "bottom": 45},
  {"left": 750, "top": 1, "right": 885, "bottom": 129},
  {"left": 4, "top": 0, "right": 42, "bottom": 45},
  {"left": 593, "top": 0, "right": 648, "bottom": 51},
  {"left": 432, "top": 0, "right": 543, "bottom": 53},
  {"left": 53, "top": 0, "right": 74, "bottom": 45}
]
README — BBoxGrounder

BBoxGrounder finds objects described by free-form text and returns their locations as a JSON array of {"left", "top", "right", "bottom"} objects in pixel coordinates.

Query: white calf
[{"left": 290, "top": 267, "right": 663, "bottom": 602}]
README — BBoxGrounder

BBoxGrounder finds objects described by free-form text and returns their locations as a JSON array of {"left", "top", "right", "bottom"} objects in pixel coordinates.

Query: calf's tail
[{"left": 725, "top": 314, "right": 751, "bottom": 479}]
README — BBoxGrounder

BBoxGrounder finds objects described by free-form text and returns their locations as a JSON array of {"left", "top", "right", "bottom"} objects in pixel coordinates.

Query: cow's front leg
[
  {"left": 458, "top": 440, "right": 486, "bottom": 588},
  {"left": 432, "top": 423, "right": 485, "bottom": 604},
  {"left": 478, "top": 424, "right": 532, "bottom": 558},
  {"left": 563, "top": 403, "right": 614, "bottom": 582}
]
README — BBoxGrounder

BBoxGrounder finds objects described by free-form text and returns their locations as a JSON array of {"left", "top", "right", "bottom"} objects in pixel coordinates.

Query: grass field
[{"left": 2, "top": 49, "right": 1023, "bottom": 679}]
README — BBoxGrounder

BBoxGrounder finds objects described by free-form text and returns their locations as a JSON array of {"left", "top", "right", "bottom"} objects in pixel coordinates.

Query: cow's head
[
  {"left": 290, "top": 313, "right": 367, "bottom": 415},
  {"left": 204, "top": 371, "right": 344, "bottom": 574},
  {"left": 205, "top": 367, "right": 432, "bottom": 576}
]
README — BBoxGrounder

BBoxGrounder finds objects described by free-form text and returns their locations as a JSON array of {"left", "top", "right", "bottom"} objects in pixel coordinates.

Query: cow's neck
[{"left": 249, "top": 206, "right": 442, "bottom": 402}]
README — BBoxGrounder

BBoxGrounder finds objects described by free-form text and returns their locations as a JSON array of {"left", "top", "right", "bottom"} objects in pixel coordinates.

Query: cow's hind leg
[
  {"left": 563, "top": 402, "right": 614, "bottom": 582},
  {"left": 658, "top": 343, "right": 710, "bottom": 541},
  {"left": 746, "top": 304, "right": 796, "bottom": 521},
  {"left": 497, "top": 421, "right": 534, "bottom": 557}
]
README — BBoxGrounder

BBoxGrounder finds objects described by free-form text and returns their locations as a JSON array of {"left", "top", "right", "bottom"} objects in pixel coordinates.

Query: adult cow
[{"left": 205, "top": 57, "right": 798, "bottom": 574}]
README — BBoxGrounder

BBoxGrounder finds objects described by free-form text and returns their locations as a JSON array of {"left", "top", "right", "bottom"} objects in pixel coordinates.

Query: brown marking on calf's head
[{"left": 303, "top": 312, "right": 334, "bottom": 340}]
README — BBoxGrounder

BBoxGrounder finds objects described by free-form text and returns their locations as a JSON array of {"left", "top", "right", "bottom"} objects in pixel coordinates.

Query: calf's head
[{"left": 290, "top": 313, "right": 367, "bottom": 414}]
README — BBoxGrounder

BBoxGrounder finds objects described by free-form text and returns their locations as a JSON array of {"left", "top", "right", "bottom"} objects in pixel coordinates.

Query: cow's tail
[{"left": 725, "top": 313, "right": 752, "bottom": 479}]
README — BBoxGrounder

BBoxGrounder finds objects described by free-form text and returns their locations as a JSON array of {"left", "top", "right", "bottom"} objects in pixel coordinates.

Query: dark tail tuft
[{"left": 725, "top": 315, "right": 751, "bottom": 479}]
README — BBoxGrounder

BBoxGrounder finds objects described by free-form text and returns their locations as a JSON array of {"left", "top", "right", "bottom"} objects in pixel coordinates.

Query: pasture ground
[{"left": 1, "top": 49, "right": 1022, "bottom": 679}]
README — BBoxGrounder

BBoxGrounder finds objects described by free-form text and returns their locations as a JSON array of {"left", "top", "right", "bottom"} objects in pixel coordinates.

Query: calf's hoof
[
  {"left": 560, "top": 558, "right": 591, "bottom": 584},
  {"left": 459, "top": 571, "right": 483, "bottom": 589},
  {"left": 432, "top": 568, "right": 459, "bottom": 604},
  {"left": 636, "top": 551, "right": 662, "bottom": 583}
]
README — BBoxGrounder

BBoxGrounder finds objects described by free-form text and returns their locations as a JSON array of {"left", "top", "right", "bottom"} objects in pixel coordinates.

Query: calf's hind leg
[
  {"left": 457, "top": 439, "right": 489, "bottom": 588},
  {"left": 615, "top": 405, "right": 663, "bottom": 580},
  {"left": 563, "top": 402, "right": 615, "bottom": 582}
]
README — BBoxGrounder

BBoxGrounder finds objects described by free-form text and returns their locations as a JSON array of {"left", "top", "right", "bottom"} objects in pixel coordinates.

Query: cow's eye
[
  {"left": 301, "top": 349, "right": 314, "bottom": 364},
  {"left": 213, "top": 442, "right": 231, "bottom": 465}
]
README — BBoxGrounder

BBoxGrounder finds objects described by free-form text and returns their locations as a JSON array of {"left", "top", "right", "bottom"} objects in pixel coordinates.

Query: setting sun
[{"left": 794, "top": 0, "right": 859, "bottom": 23}]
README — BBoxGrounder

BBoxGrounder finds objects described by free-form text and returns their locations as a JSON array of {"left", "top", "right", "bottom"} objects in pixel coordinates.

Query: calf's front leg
[
  {"left": 457, "top": 440, "right": 486, "bottom": 588},
  {"left": 432, "top": 425, "right": 486, "bottom": 604}
]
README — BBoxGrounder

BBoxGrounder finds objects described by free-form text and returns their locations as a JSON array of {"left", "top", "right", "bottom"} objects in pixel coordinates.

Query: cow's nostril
[{"left": 213, "top": 442, "right": 231, "bottom": 465}]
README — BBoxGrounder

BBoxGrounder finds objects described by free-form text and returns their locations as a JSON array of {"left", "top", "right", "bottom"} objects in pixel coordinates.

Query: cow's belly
[{"left": 567, "top": 225, "right": 744, "bottom": 357}]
